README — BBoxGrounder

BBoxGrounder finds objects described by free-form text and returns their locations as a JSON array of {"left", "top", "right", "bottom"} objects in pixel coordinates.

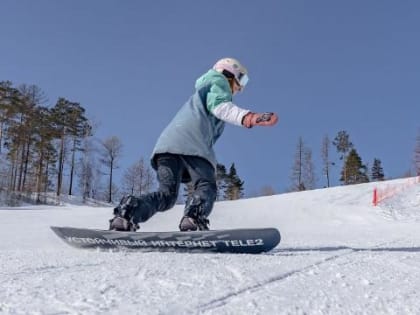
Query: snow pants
[{"left": 130, "top": 153, "right": 217, "bottom": 224}]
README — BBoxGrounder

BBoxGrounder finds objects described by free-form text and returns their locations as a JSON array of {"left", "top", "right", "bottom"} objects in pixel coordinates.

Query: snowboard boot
[
  {"left": 180, "top": 195, "right": 211, "bottom": 231},
  {"left": 179, "top": 215, "right": 210, "bottom": 231},
  {"left": 109, "top": 195, "right": 139, "bottom": 232}
]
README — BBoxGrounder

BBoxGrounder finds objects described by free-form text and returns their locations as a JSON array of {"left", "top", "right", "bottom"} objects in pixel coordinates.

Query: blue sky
[{"left": 1, "top": 1, "right": 419, "bottom": 196}]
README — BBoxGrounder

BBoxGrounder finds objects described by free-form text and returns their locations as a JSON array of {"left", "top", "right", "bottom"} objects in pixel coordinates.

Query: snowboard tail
[{"left": 51, "top": 226, "right": 281, "bottom": 254}]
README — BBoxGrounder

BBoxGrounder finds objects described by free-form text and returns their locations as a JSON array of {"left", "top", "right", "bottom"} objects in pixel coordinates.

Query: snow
[{"left": 1, "top": 178, "right": 420, "bottom": 314}]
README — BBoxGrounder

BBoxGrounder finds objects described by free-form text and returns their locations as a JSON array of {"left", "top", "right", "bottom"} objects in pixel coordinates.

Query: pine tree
[
  {"left": 333, "top": 130, "right": 354, "bottom": 183},
  {"left": 32, "top": 106, "right": 58, "bottom": 202},
  {"left": 371, "top": 158, "right": 385, "bottom": 181},
  {"left": 0, "top": 81, "right": 20, "bottom": 155},
  {"left": 225, "top": 163, "right": 244, "bottom": 200},
  {"left": 0, "top": 81, "right": 97, "bottom": 202},
  {"left": 17, "top": 85, "right": 48, "bottom": 192},
  {"left": 68, "top": 121, "right": 91, "bottom": 196},
  {"left": 333, "top": 131, "right": 354, "bottom": 160},
  {"left": 341, "top": 149, "right": 369, "bottom": 185},
  {"left": 50, "top": 98, "right": 89, "bottom": 196},
  {"left": 5, "top": 86, "right": 37, "bottom": 191},
  {"left": 0, "top": 82, "right": 30, "bottom": 192}
]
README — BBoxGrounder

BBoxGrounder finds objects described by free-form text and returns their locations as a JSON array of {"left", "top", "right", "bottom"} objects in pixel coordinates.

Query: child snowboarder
[{"left": 110, "top": 57, "right": 278, "bottom": 232}]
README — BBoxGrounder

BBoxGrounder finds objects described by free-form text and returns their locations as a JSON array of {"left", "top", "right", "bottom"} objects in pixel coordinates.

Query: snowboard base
[{"left": 51, "top": 226, "right": 281, "bottom": 254}]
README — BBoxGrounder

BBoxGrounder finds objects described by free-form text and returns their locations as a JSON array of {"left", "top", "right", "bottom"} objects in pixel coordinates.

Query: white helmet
[{"left": 213, "top": 57, "right": 249, "bottom": 88}]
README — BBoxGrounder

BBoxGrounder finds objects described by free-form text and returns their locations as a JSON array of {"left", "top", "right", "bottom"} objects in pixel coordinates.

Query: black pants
[{"left": 131, "top": 154, "right": 217, "bottom": 224}]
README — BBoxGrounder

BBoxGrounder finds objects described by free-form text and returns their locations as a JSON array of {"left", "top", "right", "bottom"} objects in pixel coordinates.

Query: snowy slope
[{"left": 1, "top": 178, "right": 420, "bottom": 314}]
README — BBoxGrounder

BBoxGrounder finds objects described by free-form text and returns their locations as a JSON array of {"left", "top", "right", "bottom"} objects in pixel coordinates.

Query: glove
[{"left": 242, "top": 112, "right": 278, "bottom": 128}]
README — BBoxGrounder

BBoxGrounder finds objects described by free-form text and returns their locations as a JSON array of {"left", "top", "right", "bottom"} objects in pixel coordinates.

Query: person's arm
[
  {"left": 207, "top": 81, "right": 278, "bottom": 128},
  {"left": 210, "top": 101, "right": 250, "bottom": 126}
]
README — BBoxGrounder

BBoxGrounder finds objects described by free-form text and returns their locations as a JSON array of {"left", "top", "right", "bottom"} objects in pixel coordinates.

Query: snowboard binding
[
  {"left": 179, "top": 195, "right": 210, "bottom": 231},
  {"left": 109, "top": 195, "right": 139, "bottom": 232},
  {"left": 179, "top": 215, "right": 209, "bottom": 231}
]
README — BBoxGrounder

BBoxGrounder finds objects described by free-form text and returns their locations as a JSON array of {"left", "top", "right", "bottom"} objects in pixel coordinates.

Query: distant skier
[{"left": 110, "top": 57, "right": 278, "bottom": 232}]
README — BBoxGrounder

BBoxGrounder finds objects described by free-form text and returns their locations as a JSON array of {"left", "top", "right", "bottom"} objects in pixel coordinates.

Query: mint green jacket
[{"left": 151, "top": 70, "right": 233, "bottom": 176}]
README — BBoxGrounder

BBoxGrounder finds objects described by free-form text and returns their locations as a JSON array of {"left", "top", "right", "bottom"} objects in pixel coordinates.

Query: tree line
[
  {"left": 289, "top": 129, "right": 420, "bottom": 192},
  {"left": 1, "top": 80, "right": 419, "bottom": 204},
  {"left": 290, "top": 131, "right": 382, "bottom": 191},
  {"left": 0, "top": 81, "right": 92, "bottom": 203}
]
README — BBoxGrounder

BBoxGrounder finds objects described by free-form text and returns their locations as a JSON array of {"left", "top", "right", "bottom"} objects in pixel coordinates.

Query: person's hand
[{"left": 242, "top": 112, "right": 278, "bottom": 128}]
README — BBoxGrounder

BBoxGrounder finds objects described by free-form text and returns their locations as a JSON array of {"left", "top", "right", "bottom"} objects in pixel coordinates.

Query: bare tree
[
  {"left": 290, "top": 137, "right": 304, "bottom": 191},
  {"left": 260, "top": 185, "right": 276, "bottom": 196},
  {"left": 303, "top": 148, "right": 316, "bottom": 190},
  {"left": 99, "top": 136, "right": 123, "bottom": 203},
  {"left": 122, "top": 157, "right": 155, "bottom": 196},
  {"left": 77, "top": 129, "right": 98, "bottom": 201},
  {"left": 290, "top": 137, "right": 315, "bottom": 191},
  {"left": 321, "top": 135, "right": 334, "bottom": 187}
]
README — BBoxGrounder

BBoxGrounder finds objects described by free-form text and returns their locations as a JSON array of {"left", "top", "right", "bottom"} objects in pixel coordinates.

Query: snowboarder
[{"left": 109, "top": 57, "right": 278, "bottom": 232}]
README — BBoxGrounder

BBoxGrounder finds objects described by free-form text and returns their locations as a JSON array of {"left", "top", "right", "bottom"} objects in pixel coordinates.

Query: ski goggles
[{"left": 236, "top": 72, "right": 249, "bottom": 88}]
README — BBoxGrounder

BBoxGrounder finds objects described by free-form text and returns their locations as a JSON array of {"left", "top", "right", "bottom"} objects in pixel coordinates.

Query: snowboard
[{"left": 51, "top": 226, "right": 281, "bottom": 254}]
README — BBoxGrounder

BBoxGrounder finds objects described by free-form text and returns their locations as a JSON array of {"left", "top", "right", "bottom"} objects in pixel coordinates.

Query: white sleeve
[{"left": 210, "top": 101, "right": 250, "bottom": 126}]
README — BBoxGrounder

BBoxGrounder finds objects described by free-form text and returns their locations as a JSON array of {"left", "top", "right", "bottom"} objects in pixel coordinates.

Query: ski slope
[{"left": 1, "top": 178, "right": 420, "bottom": 314}]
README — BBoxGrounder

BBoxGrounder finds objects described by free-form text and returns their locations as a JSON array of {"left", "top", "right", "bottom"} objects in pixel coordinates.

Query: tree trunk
[
  {"left": 57, "top": 133, "right": 65, "bottom": 196},
  {"left": 22, "top": 140, "right": 31, "bottom": 191},
  {"left": 108, "top": 159, "right": 113, "bottom": 203},
  {"left": 18, "top": 144, "right": 25, "bottom": 191},
  {"left": 69, "top": 138, "right": 76, "bottom": 196},
  {"left": 36, "top": 148, "right": 44, "bottom": 204}
]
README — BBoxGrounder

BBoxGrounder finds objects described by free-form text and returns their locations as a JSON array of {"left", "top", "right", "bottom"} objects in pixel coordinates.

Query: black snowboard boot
[
  {"left": 109, "top": 195, "right": 139, "bottom": 232},
  {"left": 179, "top": 215, "right": 209, "bottom": 231},
  {"left": 180, "top": 195, "right": 211, "bottom": 231}
]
